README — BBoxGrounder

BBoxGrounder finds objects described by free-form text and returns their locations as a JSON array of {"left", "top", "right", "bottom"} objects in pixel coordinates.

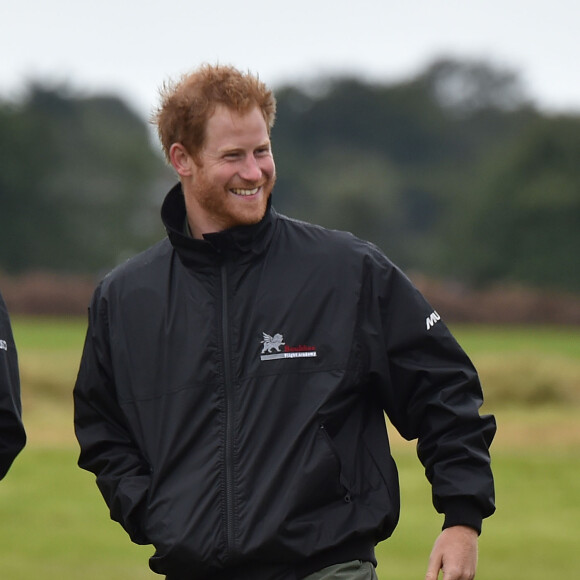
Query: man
[
  {"left": 0, "top": 291, "right": 26, "bottom": 479},
  {"left": 74, "top": 64, "right": 495, "bottom": 580}
]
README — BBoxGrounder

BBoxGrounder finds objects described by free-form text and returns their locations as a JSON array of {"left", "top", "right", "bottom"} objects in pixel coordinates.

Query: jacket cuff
[{"left": 442, "top": 498, "right": 483, "bottom": 535}]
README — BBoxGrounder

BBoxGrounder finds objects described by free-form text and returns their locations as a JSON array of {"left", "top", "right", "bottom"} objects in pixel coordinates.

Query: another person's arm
[{"left": 0, "top": 292, "right": 26, "bottom": 480}]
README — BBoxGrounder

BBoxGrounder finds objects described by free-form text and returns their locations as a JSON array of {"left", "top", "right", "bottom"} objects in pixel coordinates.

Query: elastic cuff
[{"left": 442, "top": 498, "right": 483, "bottom": 535}]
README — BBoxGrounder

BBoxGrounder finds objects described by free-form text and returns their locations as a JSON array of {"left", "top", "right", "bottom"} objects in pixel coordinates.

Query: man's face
[{"left": 175, "top": 104, "right": 276, "bottom": 238}]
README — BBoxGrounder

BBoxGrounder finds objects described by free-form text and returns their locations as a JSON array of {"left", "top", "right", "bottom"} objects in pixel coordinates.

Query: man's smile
[{"left": 230, "top": 187, "right": 260, "bottom": 196}]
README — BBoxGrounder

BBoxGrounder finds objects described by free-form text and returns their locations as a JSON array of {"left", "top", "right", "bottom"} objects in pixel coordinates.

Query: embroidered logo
[
  {"left": 260, "top": 332, "right": 318, "bottom": 361},
  {"left": 426, "top": 310, "right": 441, "bottom": 330},
  {"left": 261, "top": 332, "right": 285, "bottom": 354},
  {"left": 0, "top": 340, "right": 7, "bottom": 351}
]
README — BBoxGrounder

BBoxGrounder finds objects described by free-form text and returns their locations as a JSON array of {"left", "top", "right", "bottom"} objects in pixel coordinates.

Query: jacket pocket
[
  {"left": 361, "top": 428, "right": 400, "bottom": 528},
  {"left": 319, "top": 424, "right": 353, "bottom": 504},
  {"left": 285, "top": 424, "right": 354, "bottom": 521}
]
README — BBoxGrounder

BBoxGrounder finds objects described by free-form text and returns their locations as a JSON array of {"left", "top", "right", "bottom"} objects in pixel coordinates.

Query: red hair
[{"left": 153, "top": 64, "right": 276, "bottom": 162}]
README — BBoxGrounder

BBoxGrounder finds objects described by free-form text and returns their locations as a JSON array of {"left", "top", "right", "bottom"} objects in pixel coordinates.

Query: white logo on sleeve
[
  {"left": 426, "top": 311, "right": 441, "bottom": 330},
  {"left": 0, "top": 339, "right": 7, "bottom": 351}
]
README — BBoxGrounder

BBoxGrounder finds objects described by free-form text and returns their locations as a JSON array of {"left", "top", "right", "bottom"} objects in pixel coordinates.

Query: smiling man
[{"left": 74, "top": 64, "right": 495, "bottom": 580}]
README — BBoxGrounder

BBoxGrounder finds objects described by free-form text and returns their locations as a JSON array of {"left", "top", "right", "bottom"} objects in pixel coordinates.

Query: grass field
[{"left": 2, "top": 317, "right": 579, "bottom": 579}]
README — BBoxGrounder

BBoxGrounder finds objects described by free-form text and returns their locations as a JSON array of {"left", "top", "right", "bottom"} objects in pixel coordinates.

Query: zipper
[{"left": 221, "top": 263, "right": 236, "bottom": 556}]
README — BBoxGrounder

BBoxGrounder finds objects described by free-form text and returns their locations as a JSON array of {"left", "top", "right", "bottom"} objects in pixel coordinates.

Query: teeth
[{"left": 231, "top": 187, "right": 259, "bottom": 196}]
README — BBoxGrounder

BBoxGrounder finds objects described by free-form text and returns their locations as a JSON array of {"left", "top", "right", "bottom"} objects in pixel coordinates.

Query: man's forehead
[{"left": 204, "top": 105, "right": 270, "bottom": 147}]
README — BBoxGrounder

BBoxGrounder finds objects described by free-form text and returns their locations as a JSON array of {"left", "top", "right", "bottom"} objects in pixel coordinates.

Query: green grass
[
  {"left": 4, "top": 318, "right": 580, "bottom": 578},
  {"left": 451, "top": 324, "right": 580, "bottom": 360},
  {"left": 450, "top": 324, "right": 580, "bottom": 408},
  {"left": 0, "top": 448, "right": 156, "bottom": 580},
  {"left": 13, "top": 315, "right": 86, "bottom": 401},
  {"left": 11, "top": 315, "right": 88, "bottom": 351}
]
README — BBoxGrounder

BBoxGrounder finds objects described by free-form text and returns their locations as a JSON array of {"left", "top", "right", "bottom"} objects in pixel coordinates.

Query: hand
[{"left": 425, "top": 525, "right": 478, "bottom": 580}]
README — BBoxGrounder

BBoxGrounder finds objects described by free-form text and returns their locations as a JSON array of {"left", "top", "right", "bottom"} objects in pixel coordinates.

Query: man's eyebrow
[{"left": 219, "top": 140, "right": 271, "bottom": 153}]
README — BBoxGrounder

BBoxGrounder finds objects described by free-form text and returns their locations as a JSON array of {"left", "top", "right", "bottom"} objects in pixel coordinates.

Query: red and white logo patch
[{"left": 260, "top": 332, "right": 317, "bottom": 361}]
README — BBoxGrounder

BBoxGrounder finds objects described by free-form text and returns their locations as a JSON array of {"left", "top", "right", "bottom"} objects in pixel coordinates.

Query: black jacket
[
  {"left": 0, "top": 291, "right": 26, "bottom": 479},
  {"left": 74, "top": 184, "right": 495, "bottom": 579}
]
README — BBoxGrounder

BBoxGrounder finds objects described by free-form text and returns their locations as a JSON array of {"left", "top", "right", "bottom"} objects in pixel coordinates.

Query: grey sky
[{"left": 2, "top": 0, "right": 579, "bottom": 117}]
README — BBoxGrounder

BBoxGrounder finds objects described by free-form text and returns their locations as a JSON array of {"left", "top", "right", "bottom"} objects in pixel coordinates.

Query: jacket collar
[{"left": 161, "top": 182, "right": 277, "bottom": 266}]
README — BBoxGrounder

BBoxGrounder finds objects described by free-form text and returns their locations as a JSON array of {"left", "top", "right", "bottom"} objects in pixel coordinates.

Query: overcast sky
[{"left": 2, "top": 0, "right": 579, "bottom": 118}]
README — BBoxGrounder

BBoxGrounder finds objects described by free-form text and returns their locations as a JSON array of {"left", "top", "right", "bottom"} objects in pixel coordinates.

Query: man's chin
[
  {"left": 219, "top": 206, "right": 267, "bottom": 231},
  {"left": 237, "top": 192, "right": 271, "bottom": 224},
  {"left": 238, "top": 207, "right": 268, "bottom": 227},
  {"left": 220, "top": 187, "right": 272, "bottom": 229}
]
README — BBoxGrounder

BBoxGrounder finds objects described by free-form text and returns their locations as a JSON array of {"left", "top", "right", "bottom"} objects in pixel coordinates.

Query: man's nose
[{"left": 238, "top": 155, "right": 262, "bottom": 181}]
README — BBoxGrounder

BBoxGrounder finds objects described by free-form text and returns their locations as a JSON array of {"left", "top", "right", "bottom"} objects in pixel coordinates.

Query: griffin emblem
[{"left": 261, "top": 332, "right": 286, "bottom": 354}]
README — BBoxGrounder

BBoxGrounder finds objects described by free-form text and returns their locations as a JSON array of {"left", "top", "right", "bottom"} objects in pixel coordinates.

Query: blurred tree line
[
  {"left": 1, "top": 57, "right": 579, "bottom": 292},
  {"left": 0, "top": 84, "right": 172, "bottom": 274}
]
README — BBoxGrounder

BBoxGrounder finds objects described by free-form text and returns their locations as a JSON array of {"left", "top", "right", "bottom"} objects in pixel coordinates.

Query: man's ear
[{"left": 169, "top": 143, "right": 194, "bottom": 177}]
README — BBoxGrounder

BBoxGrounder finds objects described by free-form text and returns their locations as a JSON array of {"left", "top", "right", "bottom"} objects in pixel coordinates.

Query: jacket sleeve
[
  {"left": 73, "top": 284, "right": 151, "bottom": 544},
  {"left": 0, "top": 293, "right": 26, "bottom": 480},
  {"left": 362, "top": 250, "right": 496, "bottom": 533}
]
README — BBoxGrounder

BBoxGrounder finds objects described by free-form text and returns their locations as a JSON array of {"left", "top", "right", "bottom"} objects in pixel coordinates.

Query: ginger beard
[{"left": 190, "top": 159, "right": 276, "bottom": 234}]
